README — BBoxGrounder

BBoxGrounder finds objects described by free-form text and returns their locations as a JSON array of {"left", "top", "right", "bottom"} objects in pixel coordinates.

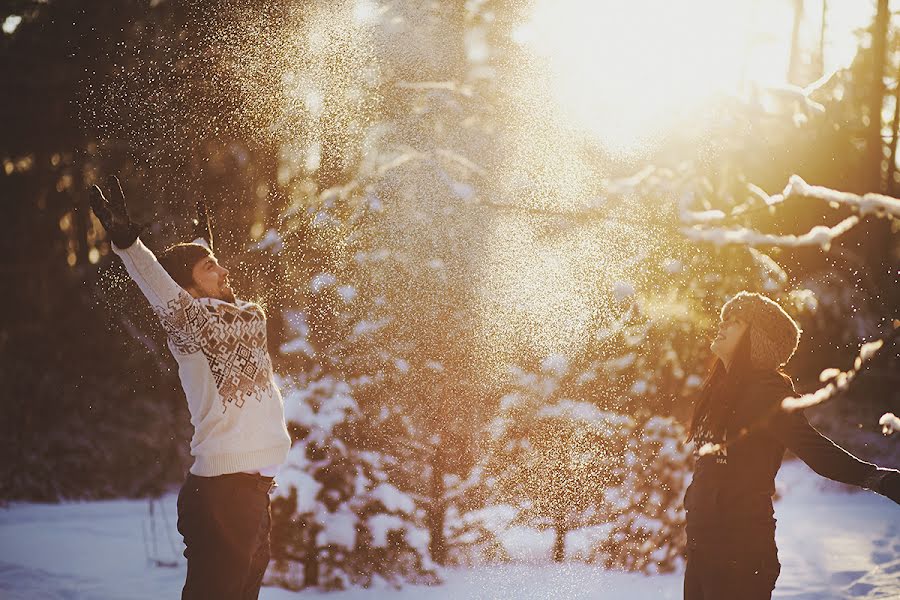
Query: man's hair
[{"left": 158, "top": 243, "right": 212, "bottom": 288}]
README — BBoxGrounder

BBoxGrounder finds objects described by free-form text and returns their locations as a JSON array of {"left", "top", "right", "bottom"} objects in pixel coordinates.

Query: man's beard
[{"left": 218, "top": 286, "right": 237, "bottom": 303}]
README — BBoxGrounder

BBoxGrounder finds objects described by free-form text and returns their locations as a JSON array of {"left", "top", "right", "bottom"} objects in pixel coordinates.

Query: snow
[
  {"left": 784, "top": 175, "right": 900, "bottom": 219},
  {"left": 280, "top": 336, "right": 315, "bottom": 356},
  {"left": 662, "top": 259, "right": 683, "bottom": 274},
  {"left": 681, "top": 176, "right": 900, "bottom": 254},
  {"left": 310, "top": 272, "right": 337, "bottom": 294},
  {"left": 281, "top": 376, "right": 357, "bottom": 433},
  {"left": 685, "top": 375, "right": 702, "bottom": 389},
  {"left": 316, "top": 508, "right": 357, "bottom": 548},
  {"left": 1, "top": 461, "right": 898, "bottom": 599},
  {"left": 370, "top": 483, "right": 415, "bottom": 514},
  {"left": 540, "top": 354, "right": 569, "bottom": 377},
  {"left": 336, "top": 285, "right": 357, "bottom": 303},
  {"left": 611, "top": 280, "right": 635, "bottom": 302},
  {"left": 537, "top": 400, "right": 629, "bottom": 426},
  {"left": 630, "top": 379, "right": 649, "bottom": 395},
  {"left": 683, "top": 215, "right": 860, "bottom": 251},
  {"left": 498, "top": 392, "right": 522, "bottom": 412},
  {"left": 350, "top": 318, "right": 388, "bottom": 339},
  {"left": 783, "top": 337, "right": 888, "bottom": 414},
  {"left": 276, "top": 466, "right": 321, "bottom": 513},
  {"left": 858, "top": 339, "right": 884, "bottom": 362},
  {"left": 252, "top": 228, "right": 285, "bottom": 254},
  {"left": 450, "top": 181, "right": 476, "bottom": 201},
  {"left": 278, "top": 312, "right": 313, "bottom": 357},
  {"left": 368, "top": 514, "right": 405, "bottom": 547},
  {"left": 880, "top": 413, "right": 900, "bottom": 436}
]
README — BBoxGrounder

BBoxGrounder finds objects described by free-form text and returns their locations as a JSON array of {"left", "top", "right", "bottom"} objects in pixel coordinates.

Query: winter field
[{"left": 0, "top": 460, "right": 897, "bottom": 600}]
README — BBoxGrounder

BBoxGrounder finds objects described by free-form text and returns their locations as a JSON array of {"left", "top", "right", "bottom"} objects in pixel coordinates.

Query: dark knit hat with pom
[{"left": 720, "top": 291, "right": 801, "bottom": 370}]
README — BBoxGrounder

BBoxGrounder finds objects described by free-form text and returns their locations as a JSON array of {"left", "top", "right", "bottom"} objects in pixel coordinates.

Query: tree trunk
[
  {"left": 814, "top": 0, "right": 827, "bottom": 80},
  {"left": 72, "top": 169, "right": 91, "bottom": 267},
  {"left": 887, "top": 79, "right": 900, "bottom": 195},
  {"left": 303, "top": 524, "right": 320, "bottom": 588},
  {"left": 428, "top": 443, "right": 448, "bottom": 565},
  {"left": 788, "top": 0, "right": 805, "bottom": 85},
  {"left": 868, "top": 0, "right": 890, "bottom": 191},
  {"left": 552, "top": 515, "right": 566, "bottom": 563}
]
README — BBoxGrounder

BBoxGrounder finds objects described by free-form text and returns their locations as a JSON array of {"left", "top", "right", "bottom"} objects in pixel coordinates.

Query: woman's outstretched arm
[{"left": 763, "top": 394, "right": 900, "bottom": 504}]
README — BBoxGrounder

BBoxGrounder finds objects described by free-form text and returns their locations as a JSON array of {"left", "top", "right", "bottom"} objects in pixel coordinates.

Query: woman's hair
[{"left": 687, "top": 325, "right": 755, "bottom": 442}]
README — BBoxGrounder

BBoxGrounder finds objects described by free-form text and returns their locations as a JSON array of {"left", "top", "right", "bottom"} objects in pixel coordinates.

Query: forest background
[{"left": 1, "top": 0, "right": 898, "bottom": 590}]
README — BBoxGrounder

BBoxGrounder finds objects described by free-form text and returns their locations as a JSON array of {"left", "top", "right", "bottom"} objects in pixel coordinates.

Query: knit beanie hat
[{"left": 720, "top": 291, "right": 801, "bottom": 370}]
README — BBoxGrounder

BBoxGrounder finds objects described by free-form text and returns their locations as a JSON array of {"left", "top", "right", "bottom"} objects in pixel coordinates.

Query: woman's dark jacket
[{"left": 684, "top": 370, "right": 880, "bottom": 549}]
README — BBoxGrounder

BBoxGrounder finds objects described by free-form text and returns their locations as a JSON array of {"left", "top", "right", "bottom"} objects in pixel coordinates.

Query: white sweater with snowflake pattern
[{"left": 113, "top": 239, "right": 291, "bottom": 476}]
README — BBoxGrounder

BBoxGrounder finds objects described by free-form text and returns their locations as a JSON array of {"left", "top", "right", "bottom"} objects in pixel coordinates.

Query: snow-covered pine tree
[
  {"left": 268, "top": 370, "right": 439, "bottom": 590},
  {"left": 483, "top": 355, "right": 633, "bottom": 562},
  {"left": 262, "top": 0, "right": 504, "bottom": 586},
  {"left": 590, "top": 415, "right": 691, "bottom": 573}
]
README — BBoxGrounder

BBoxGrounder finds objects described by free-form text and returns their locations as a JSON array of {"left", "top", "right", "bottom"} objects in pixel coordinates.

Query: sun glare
[
  {"left": 513, "top": 0, "right": 868, "bottom": 156},
  {"left": 480, "top": 0, "right": 873, "bottom": 363}
]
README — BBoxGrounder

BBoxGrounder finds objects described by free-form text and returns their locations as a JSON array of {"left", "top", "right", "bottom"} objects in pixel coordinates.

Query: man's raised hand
[
  {"left": 90, "top": 175, "right": 143, "bottom": 249},
  {"left": 191, "top": 198, "right": 214, "bottom": 251}
]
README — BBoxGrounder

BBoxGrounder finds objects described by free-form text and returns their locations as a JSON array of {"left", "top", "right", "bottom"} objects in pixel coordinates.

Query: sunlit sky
[
  {"left": 513, "top": 0, "right": 874, "bottom": 155},
  {"left": 479, "top": 0, "right": 876, "bottom": 361}
]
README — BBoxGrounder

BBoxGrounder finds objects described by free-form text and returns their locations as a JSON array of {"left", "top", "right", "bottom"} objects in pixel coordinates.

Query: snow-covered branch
[
  {"left": 682, "top": 176, "right": 900, "bottom": 251},
  {"left": 781, "top": 336, "right": 891, "bottom": 412},
  {"left": 783, "top": 176, "right": 900, "bottom": 219},
  {"left": 682, "top": 215, "right": 859, "bottom": 251},
  {"left": 881, "top": 413, "right": 900, "bottom": 436}
]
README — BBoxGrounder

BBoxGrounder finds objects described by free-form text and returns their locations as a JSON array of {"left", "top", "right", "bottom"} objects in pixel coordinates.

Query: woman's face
[{"left": 710, "top": 315, "right": 749, "bottom": 367}]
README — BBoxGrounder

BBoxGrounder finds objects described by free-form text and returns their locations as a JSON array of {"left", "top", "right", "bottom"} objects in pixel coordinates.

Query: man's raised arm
[{"left": 90, "top": 176, "right": 206, "bottom": 340}]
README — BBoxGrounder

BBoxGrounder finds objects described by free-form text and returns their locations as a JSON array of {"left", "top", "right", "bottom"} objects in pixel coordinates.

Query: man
[{"left": 90, "top": 176, "right": 292, "bottom": 600}]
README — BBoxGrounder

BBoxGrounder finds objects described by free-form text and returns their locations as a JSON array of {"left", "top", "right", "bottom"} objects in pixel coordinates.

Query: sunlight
[
  {"left": 512, "top": 0, "right": 865, "bottom": 156},
  {"left": 513, "top": 0, "right": 770, "bottom": 154}
]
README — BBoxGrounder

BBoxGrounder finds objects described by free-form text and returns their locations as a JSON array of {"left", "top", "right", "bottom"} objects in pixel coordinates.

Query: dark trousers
[
  {"left": 684, "top": 543, "right": 781, "bottom": 600},
  {"left": 177, "top": 472, "right": 275, "bottom": 600}
]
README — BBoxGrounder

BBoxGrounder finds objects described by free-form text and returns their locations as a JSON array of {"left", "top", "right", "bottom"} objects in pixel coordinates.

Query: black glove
[
  {"left": 191, "top": 198, "right": 214, "bottom": 251},
  {"left": 89, "top": 175, "right": 144, "bottom": 249},
  {"left": 880, "top": 469, "right": 900, "bottom": 505}
]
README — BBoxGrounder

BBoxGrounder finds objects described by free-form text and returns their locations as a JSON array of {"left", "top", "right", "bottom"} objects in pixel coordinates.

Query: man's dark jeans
[
  {"left": 684, "top": 542, "right": 781, "bottom": 600},
  {"left": 177, "top": 472, "right": 275, "bottom": 600}
]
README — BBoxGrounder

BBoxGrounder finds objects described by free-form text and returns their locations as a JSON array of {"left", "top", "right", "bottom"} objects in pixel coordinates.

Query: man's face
[{"left": 188, "top": 254, "right": 235, "bottom": 303}]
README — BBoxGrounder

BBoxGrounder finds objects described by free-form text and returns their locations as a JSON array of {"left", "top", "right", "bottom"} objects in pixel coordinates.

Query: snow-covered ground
[{"left": 0, "top": 460, "right": 897, "bottom": 600}]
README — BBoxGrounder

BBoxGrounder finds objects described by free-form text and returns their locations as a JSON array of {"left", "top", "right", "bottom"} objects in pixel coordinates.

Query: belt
[
  {"left": 235, "top": 471, "right": 277, "bottom": 493},
  {"left": 187, "top": 471, "right": 277, "bottom": 493}
]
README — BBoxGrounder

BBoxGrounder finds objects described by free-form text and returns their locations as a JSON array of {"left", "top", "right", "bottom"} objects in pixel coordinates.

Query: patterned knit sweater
[{"left": 114, "top": 239, "right": 291, "bottom": 476}]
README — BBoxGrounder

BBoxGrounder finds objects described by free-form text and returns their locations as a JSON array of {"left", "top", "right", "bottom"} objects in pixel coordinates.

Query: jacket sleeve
[
  {"left": 112, "top": 238, "right": 210, "bottom": 351},
  {"left": 757, "top": 375, "right": 878, "bottom": 488},
  {"left": 766, "top": 409, "right": 879, "bottom": 488}
]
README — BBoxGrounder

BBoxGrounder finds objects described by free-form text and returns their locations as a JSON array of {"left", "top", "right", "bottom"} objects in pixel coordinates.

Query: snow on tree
[
  {"left": 269, "top": 372, "right": 438, "bottom": 590},
  {"left": 590, "top": 416, "right": 691, "bottom": 573},
  {"left": 881, "top": 413, "right": 900, "bottom": 436},
  {"left": 483, "top": 355, "right": 632, "bottom": 563},
  {"left": 257, "top": 0, "right": 505, "bottom": 587}
]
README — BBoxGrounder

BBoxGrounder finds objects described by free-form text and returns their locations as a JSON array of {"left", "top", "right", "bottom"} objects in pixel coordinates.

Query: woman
[{"left": 683, "top": 291, "right": 900, "bottom": 600}]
